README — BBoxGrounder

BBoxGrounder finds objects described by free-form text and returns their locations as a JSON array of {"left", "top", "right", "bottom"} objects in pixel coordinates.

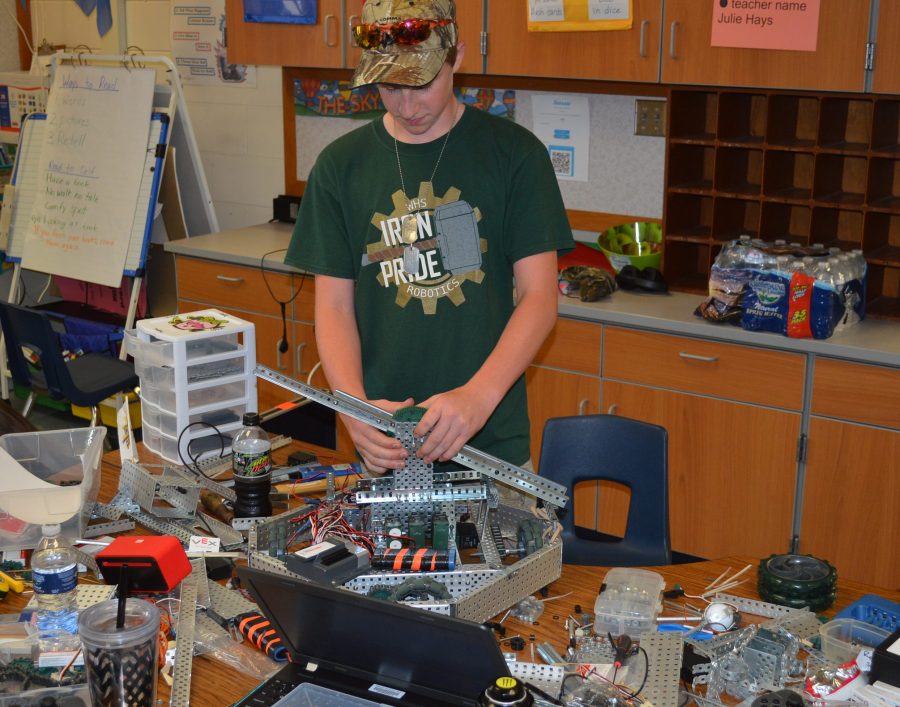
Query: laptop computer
[{"left": 234, "top": 566, "right": 511, "bottom": 706}]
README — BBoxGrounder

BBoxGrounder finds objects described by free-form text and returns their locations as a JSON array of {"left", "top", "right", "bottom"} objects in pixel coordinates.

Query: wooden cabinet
[
  {"left": 174, "top": 256, "right": 301, "bottom": 413},
  {"left": 660, "top": 0, "right": 871, "bottom": 92},
  {"left": 872, "top": 2, "right": 900, "bottom": 94},
  {"left": 526, "top": 318, "right": 602, "bottom": 529},
  {"left": 799, "top": 358, "right": 900, "bottom": 588},
  {"left": 600, "top": 326, "right": 804, "bottom": 559},
  {"left": 227, "top": 0, "right": 481, "bottom": 71},
  {"left": 225, "top": 0, "right": 345, "bottom": 68},
  {"left": 663, "top": 87, "right": 900, "bottom": 318},
  {"left": 484, "top": 0, "right": 662, "bottom": 81}
]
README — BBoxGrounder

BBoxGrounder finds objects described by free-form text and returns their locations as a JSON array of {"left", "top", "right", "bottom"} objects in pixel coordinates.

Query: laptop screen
[{"left": 237, "top": 567, "right": 511, "bottom": 705}]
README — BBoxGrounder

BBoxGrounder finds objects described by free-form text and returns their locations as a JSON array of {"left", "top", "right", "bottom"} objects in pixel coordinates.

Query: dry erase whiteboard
[
  {"left": 5, "top": 112, "right": 166, "bottom": 277},
  {"left": 18, "top": 65, "right": 155, "bottom": 287}
]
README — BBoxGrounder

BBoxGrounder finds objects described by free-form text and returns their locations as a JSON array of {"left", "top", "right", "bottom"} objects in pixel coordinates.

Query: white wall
[
  {"left": 1, "top": 0, "right": 22, "bottom": 71},
  {"left": 14, "top": 0, "right": 663, "bottom": 230},
  {"left": 19, "top": 0, "right": 285, "bottom": 231}
]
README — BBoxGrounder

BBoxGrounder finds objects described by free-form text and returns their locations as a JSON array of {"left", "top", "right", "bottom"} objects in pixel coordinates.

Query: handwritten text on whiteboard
[{"left": 20, "top": 66, "right": 155, "bottom": 287}]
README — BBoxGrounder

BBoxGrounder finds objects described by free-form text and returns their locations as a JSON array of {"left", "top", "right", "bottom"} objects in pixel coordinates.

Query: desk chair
[
  {"left": 538, "top": 414, "right": 671, "bottom": 566},
  {"left": 0, "top": 301, "right": 138, "bottom": 426}
]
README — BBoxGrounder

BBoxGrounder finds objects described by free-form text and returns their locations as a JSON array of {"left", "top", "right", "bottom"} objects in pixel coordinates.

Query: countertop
[{"left": 166, "top": 223, "right": 900, "bottom": 368}]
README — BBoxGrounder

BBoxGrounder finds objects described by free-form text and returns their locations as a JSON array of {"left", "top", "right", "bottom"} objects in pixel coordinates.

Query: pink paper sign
[{"left": 711, "top": 0, "right": 821, "bottom": 51}]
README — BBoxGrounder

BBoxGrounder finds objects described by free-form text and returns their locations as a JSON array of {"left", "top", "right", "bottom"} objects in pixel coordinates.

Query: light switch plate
[{"left": 635, "top": 99, "right": 667, "bottom": 137}]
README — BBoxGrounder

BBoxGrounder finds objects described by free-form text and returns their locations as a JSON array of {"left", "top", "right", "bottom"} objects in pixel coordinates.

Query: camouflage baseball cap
[{"left": 350, "top": 0, "right": 458, "bottom": 89}]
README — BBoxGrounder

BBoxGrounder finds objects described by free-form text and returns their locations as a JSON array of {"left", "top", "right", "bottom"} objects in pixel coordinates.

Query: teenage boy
[{"left": 285, "top": 0, "right": 573, "bottom": 473}]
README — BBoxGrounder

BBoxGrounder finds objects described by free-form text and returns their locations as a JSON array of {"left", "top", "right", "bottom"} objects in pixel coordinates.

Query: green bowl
[
  {"left": 597, "top": 245, "right": 662, "bottom": 273},
  {"left": 598, "top": 221, "right": 663, "bottom": 273}
]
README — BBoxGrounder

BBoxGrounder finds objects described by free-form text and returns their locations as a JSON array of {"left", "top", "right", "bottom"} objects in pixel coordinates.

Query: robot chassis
[{"left": 247, "top": 365, "right": 570, "bottom": 623}]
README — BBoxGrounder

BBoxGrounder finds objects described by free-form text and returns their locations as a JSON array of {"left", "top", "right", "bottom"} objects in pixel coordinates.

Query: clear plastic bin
[
  {"left": 819, "top": 618, "right": 890, "bottom": 665},
  {"left": 0, "top": 685, "right": 91, "bottom": 706},
  {"left": 186, "top": 357, "right": 245, "bottom": 384},
  {"left": 132, "top": 310, "right": 257, "bottom": 464},
  {"left": 157, "top": 409, "right": 179, "bottom": 437},
  {"left": 187, "top": 380, "right": 247, "bottom": 409},
  {"left": 141, "top": 380, "right": 159, "bottom": 406},
  {"left": 142, "top": 424, "right": 161, "bottom": 456},
  {"left": 593, "top": 568, "right": 665, "bottom": 637},
  {"left": 183, "top": 426, "right": 238, "bottom": 462},
  {"left": 125, "top": 329, "right": 242, "bottom": 364},
  {"left": 140, "top": 402, "right": 161, "bottom": 431},
  {"left": 185, "top": 334, "right": 240, "bottom": 359},
  {"left": 189, "top": 404, "right": 245, "bottom": 429},
  {"left": 154, "top": 428, "right": 181, "bottom": 463},
  {"left": 0, "top": 427, "right": 106, "bottom": 551}
]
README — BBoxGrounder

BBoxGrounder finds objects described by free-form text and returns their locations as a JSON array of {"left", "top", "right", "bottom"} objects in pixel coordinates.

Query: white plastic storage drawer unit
[{"left": 126, "top": 309, "right": 257, "bottom": 465}]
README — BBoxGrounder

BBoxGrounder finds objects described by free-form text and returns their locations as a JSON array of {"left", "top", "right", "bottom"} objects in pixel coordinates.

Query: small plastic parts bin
[
  {"left": 833, "top": 594, "right": 900, "bottom": 633},
  {"left": 818, "top": 618, "right": 891, "bottom": 665},
  {"left": 593, "top": 567, "right": 665, "bottom": 637}
]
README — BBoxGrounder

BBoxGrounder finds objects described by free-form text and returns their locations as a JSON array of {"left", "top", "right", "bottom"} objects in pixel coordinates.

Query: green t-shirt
[{"left": 285, "top": 105, "right": 573, "bottom": 464}]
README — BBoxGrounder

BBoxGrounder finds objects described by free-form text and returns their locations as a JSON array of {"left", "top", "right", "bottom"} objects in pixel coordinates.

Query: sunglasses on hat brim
[{"left": 353, "top": 18, "right": 454, "bottom": 50}]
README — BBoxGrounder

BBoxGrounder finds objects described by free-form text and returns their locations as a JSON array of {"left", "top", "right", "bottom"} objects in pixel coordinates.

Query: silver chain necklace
[
  {"left": 392, "top": 106, "right": 460, "bottom": 275},
  {"left": 394, "top": 127, "right": 452, "bottom": 203}
]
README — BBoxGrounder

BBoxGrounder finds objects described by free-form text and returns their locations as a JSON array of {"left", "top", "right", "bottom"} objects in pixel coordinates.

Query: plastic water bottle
[
  {"left": 31, "top": 524, "right": 80, "bottom": 652},
  {"left": 816, "top": 257, "right": 837, "bottom": 288},
  {"left": 849, "top": 249, "right": 867, "bottom": 281},
  {"left": 774, "top": 255, "right": 793, "bottom": 279},
  {"left": 232, "top": 412, "right": 273, "bottom": 518}
]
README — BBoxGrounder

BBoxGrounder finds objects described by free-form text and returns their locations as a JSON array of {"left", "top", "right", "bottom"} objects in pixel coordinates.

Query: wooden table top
[{"left": 19, "top": 440, "right": 897, "bottom": 706}]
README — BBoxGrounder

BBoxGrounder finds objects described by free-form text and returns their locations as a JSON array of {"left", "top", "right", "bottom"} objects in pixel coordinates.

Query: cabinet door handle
[
  {"left": 276, "top": 343, "right": 288, "bottom": 370},
  {"left": 679, "top": 352, "right": 719, "bottom": 363},
  {"left": 324, "top": 14, "right": 337, "bottom": 47},
  {"left": 216, "top": 274, "right": 244, "bottom": 284},
  {"left": 669, "top": 21, "right": 679, "bottom": 59},
  {"left": 639, "top": 20, "right": 650, "bottom": 58},
  {"left": 348, "top": 14, "right": 359, "bottom": 35},
  {"left": 607, "top": 403, "right": 618, "bottom": 415},
  {"left": 295, "top": 342, "right": 307, "bottom": 375},
  {"left": 578, "top": 399, "right": 589, "bottom": 415}
]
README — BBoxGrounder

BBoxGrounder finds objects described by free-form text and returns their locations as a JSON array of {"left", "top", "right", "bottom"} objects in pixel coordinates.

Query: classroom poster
[
  {"left": 531, "top": 94, "right": 590, "bottom": 182},
  {"left": 711, "top": 0, "right": 821, "bottom": 51},
  {"left": 293, "top": 81, "right": 516, "bottom": 120},
  {"left": 171, "top": 0, "right": 257, "bottom": 86},
  {"left": 20, "top": 66, "right": 155, "bottom": 287}
]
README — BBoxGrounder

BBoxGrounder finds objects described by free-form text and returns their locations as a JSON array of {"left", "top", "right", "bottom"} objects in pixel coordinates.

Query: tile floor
[{"left": 6, "top": 391, "right": 91, "bottom": 431}]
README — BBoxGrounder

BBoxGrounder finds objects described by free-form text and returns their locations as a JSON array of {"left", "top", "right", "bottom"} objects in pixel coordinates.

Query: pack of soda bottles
[{"left": 696, "top": 236, "right": 867, "bottom": 339}]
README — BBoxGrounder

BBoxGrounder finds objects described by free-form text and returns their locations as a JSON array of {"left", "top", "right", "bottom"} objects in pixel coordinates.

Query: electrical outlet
[{"left": 635, "top": 99, "right": 667, "bottom": 137}]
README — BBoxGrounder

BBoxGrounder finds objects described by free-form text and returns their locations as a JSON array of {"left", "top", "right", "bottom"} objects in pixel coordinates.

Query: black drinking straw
[{"left": 116, "top": 565, "right": 129, "bottom": 629}]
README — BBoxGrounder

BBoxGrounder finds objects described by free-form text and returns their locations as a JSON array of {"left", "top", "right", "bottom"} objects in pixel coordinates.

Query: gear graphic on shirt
[{"left": 367, "top": 183, "right": 486, "bottom": 315}]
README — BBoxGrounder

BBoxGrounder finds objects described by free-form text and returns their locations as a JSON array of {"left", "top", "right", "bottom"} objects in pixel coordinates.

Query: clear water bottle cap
[
  {"left": 42, "top": 524, "right": 61, "bottom": 536},
  {"left": 242, "top": 412, "right": 261, "bottom": 426}
]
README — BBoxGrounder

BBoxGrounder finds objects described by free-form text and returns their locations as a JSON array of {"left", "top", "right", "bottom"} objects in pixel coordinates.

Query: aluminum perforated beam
[{"left": 255, "top": 365, "right": 568, "bottom": 508}]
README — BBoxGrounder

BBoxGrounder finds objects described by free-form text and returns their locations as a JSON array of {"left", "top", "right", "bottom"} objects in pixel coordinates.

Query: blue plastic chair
[
  {"left": 0, "top": 301, "right": 137, "bottom": 425},
  {"left": 538, "top": 414, "right": 671, "bottom": 566}
]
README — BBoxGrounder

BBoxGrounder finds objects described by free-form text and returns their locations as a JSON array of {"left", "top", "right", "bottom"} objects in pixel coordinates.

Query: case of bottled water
[{"left": 697, "top": 236, "right": 866, "bottom": 339}]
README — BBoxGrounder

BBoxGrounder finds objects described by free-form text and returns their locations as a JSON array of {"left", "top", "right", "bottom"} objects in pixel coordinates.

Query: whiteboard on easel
[
  {"left": 19, "top": 65, "right": 155, "bottom": 287},
  {"left": 5, "top": 112, "right": 168, "bottom": 277}
]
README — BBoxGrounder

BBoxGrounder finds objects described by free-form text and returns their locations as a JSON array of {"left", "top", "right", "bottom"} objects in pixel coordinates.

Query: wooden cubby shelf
[{"left": 662, "top": 87, "right": 900, "bottom": 319}]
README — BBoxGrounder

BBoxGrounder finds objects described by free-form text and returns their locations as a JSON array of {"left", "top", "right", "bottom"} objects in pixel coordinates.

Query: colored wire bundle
[{"left": 290, "top": 495, "right": 378, "bottom": 555}]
